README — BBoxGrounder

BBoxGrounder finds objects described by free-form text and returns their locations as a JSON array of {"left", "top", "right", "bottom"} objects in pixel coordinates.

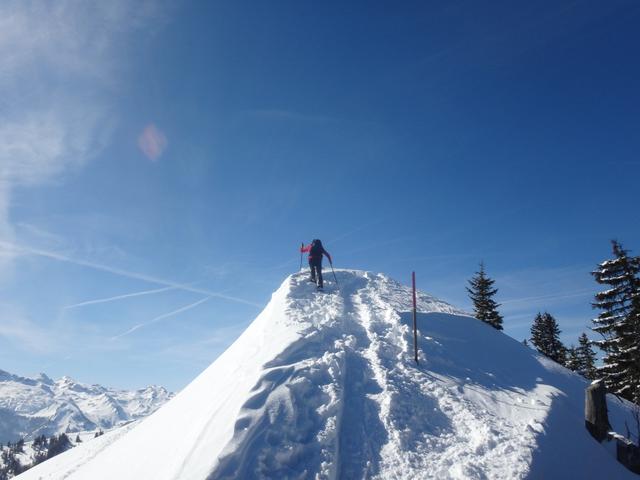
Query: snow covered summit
[{"left": 17, "top": 270, "right": 638, "bottom": 479}]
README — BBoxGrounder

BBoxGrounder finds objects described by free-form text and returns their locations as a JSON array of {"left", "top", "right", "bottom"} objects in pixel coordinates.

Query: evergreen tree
[
  {"left": 31, "top": 450, "right": 48, "bottom": 467},
  {"left": 530, "top": 312, "right": 567, "bottom": 364},
  {"left": 1, "top": 449, "right": 22, "bottom": 477},
  {"left": 565, "top": 345, "right": 580, "bottom": 371},
  {"left": 592, "top": 240, "right": 640, "bottom": 403},
  {"left": 47, "top": 434, "right": 71, "bottom": 459},
  {"left": 467, "top": 262, "right": 504, "bottom": 330},
  {"left": 576, "top": 333, "right": 598, "bottom": 380},
  {"left": 75, "top": 434, "right": 82, "bottom": 443}
]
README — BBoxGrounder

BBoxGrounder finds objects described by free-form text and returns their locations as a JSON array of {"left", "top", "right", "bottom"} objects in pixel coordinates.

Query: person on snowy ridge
[{"left": 300, "top": 239, "right": 332, "bottom": 289}]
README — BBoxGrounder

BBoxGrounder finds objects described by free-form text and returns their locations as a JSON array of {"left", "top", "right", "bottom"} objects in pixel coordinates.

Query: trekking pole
[
  {"left": 300, "top": 243, "right": 303, "bottom": 271},
  {"left": 330, "top": 261, "right": 338, "bottom": 286}
]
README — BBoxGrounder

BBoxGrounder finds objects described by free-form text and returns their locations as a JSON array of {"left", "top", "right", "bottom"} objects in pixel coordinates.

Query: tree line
[
  {"left": 0, "top": 428, "right": 105, "bottom": 479},
  {"left": 0, "top": 433, "right": 71, "bottom": 480},
  {"left": 466, "top": 240, "right": 640, "bottom": 405}
]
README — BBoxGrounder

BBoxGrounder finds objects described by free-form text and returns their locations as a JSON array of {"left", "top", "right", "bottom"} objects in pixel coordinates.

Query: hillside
[
  {"left": 17, "top": 270, "right": 638, "bottom": 479},
  {"left": 0, "top": 370, "right": 172, "bottom": 443}
]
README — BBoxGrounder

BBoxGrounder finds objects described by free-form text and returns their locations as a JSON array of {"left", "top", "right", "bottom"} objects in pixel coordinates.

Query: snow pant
[{"left": 309, "top": 260, "right": 323, "bottom": 288}]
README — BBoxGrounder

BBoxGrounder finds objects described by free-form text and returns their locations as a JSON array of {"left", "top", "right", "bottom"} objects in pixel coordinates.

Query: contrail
[
  {"left": 0, "top": 241, "right": 262, "bottom": 308},
  {"left": 64, "top": 286, "right": 176, "bottom": 309},
  {"left": 111, "top": 296, "right": 212, "bottom": 340}
]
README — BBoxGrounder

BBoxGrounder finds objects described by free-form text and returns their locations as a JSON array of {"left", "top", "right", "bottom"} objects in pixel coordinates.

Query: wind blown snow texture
[{"left": 17, "top": 270, "right": 638, "bottom": 479}]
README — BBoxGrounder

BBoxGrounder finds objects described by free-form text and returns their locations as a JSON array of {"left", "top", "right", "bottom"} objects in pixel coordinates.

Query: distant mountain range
[{"left": 0, "top": 369, "right": 173, "bottom": 443}]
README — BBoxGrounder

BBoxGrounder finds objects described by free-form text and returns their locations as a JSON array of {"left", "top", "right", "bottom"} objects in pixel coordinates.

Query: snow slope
[
  {"left": 17, "top": 270, "right": 638, "bottom": 479},
  {"left": 0, "top": 370, "right": 172, "bottom": 443}
]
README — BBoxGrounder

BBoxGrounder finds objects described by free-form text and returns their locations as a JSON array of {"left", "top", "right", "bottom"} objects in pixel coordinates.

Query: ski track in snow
[{"left": 17, "top": 269, "right": 639, "bottom": 480}]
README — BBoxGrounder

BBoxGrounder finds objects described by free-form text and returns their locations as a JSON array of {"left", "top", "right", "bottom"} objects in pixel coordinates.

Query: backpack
[{"left": 310, "top": 239, "right": 324, "bottom": 258}]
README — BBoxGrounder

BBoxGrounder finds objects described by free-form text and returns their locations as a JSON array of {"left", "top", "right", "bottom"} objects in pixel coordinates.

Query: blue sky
[{"left": 1, "top": 0, "right": 639, "bottom": 392}]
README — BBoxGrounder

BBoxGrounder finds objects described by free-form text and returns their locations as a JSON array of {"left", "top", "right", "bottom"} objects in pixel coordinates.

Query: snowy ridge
[
  {"left": 213, "top": 271, "right": 469, "bottom": 479},
  {"left": 17, "top": 270, "right": 638, "bottom": 479},
  {"left": 0, "top": 370, "right": 172, "bottom": 443}
]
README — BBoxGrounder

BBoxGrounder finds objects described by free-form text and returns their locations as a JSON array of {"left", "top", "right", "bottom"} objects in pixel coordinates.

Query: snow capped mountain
[
  {"left": 0, "top": 370, "right": 172, "bottom": 443},
  {"left": 16, "top": 270, "right": 639, "bottom": 479}
]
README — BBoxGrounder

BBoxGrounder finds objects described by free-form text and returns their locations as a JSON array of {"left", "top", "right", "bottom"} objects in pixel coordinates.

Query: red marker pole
[{"left": 412, "top": 271, "right": 418, "bottom": 364}]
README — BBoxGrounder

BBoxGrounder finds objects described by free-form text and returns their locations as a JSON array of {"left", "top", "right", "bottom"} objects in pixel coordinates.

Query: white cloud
[
  {"left": 0, "top": 110, "right": 91, "bottom": 185},
  {"left": 0, "top": 0, "right": 167, "bottom": 269}
]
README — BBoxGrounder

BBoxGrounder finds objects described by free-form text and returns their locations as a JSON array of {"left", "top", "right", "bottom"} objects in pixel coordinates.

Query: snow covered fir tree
[
  {"left": 565, "top": 346, "right": 580, "bottom": 372},
  {"left": 592, "top": 240, "right": 640, "bottom": 404},
  {"left": 529, "top": 312, "right": 567, "bottom": 365},
  {"left": 565, "top": 334, "right": 597, "bottom": 379},
  {"left": 466, "top": 262, "right": 504, "bottom": 330},
  {"left": 576, "top": 333, "right": 598, "bottom": 380}
]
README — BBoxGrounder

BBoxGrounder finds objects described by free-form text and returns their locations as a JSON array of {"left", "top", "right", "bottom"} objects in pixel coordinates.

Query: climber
[{"left": 300, "top": 239, "right": 332, "bottom": 289}]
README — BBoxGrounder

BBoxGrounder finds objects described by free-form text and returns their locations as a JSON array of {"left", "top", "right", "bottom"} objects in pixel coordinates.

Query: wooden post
[
  {"left": 585, "top": 380, "right": 611, "bottom": 442},
  {"left": 412, "top": 271, "right": 418, "bottom": 364}
]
